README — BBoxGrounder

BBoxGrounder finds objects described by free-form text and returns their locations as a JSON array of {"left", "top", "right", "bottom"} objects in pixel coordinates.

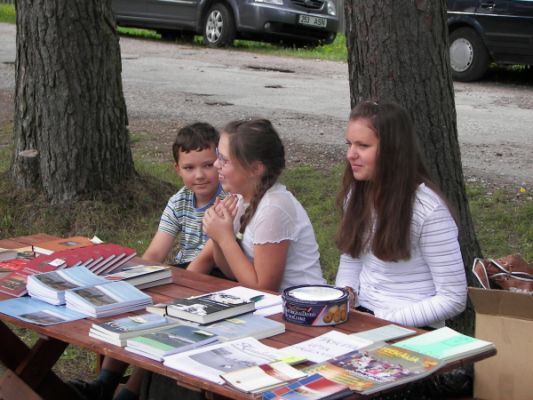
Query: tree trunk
[
  {"left": 345, "top": 0, "right": 481, "bottom": 334},
  {"left": 12, "top": 0, "right": 135, "bottom": 202}
]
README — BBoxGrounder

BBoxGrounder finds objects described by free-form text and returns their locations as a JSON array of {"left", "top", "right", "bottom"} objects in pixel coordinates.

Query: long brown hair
[
  {"left": 223, "top": 119, "right": 285, "bottom": 236},
  {"left": 336, "top": 101, "right": 438, "bottom": 261}
]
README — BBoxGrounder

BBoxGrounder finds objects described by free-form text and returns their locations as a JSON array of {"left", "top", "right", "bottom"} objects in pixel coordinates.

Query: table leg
[{"left": 0, "top": 321, "right": 84, "bottom": 400}]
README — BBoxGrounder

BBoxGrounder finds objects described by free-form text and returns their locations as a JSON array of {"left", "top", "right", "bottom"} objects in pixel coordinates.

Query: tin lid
[{"left": 285, "top": 285, "right": 346, "bottom": 302}]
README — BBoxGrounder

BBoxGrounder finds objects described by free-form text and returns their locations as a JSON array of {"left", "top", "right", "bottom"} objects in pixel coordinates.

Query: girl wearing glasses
[
  {"left": 200, "top": 118, "right": 325, "bottom": 291},
  {"left": 335, "top": 101, "right": 467, "bottom": 329}
]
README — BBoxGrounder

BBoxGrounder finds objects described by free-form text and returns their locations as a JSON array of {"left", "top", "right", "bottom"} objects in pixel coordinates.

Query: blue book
[{"left": 0, "top": 296, "right": 86, "bottom": 325}]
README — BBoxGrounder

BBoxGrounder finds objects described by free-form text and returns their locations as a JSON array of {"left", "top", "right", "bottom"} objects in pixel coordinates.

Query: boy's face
[{"left": 175, "top": 146, "right": 219, "bottom": 205}]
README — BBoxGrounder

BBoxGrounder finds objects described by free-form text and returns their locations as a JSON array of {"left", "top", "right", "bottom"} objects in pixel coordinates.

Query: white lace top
[{"left": 235, "top": 183, "right": 326, "bottom": 291}]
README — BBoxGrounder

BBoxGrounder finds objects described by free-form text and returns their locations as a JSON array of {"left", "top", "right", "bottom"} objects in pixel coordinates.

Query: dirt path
[{"left": 1, "top": 23, "right": 531, "bottom": 191}]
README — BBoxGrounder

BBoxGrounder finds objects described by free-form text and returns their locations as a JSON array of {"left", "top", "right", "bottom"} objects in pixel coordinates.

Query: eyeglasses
[{"left": 215, "top": 148, "right": 231, "bottom": 166}]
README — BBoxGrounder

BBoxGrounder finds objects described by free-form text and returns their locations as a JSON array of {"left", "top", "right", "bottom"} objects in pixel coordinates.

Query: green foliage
[
  {"left": 467, "top": 185, "right": 533, "bottom": 260},
  {"left": 117, "top": 26, "right": 160, "bottom": 40},
  {"left": 0, "top": 3, "right": 15, "bottom": 24}
]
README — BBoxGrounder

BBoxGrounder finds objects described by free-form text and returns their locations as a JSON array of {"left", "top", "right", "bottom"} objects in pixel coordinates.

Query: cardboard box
[{"left": 469, "top": 287, "right": 533, "bottom": 400}]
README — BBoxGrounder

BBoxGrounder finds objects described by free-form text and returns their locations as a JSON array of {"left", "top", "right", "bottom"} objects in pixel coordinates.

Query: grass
[
  {"left": 0, "top": 3, "right": 15, "bottom": 24},
  {"left": 1, "top": 120, "right": 532, "bottom": 381}
]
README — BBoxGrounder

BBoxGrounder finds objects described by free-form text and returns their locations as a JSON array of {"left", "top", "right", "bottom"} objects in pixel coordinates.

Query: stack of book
[
  {"left": 89, "top": 313, "right": 183, "bottom": 346},
  {"left": 65, "top": 280, "right": 153, "bottom": 318},
  {"left": 0, "top": 257, "right": 58, "bottom": 297},
  {"left": 26, "top": 243, "right": 137, "bottom": 275},
  {"left": 199, "top": 312, "right": 285, "bottom": 342},
  {"left": 148, "top": 289, "right": 255, "bottom": 324},
  {"left": 26, "top": 266, "right": 109, "bottom": 305},
  {"left": 125, "top": 324, "right": 219, "bottom": 361},
  {"left": 103, "top": 264, "right": 172, "bottom": 289}
]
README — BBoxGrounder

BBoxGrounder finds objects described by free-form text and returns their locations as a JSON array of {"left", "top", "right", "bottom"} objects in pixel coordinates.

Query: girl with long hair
[
  {"left": 335, "top": 101, "right": 467, "bottom": 328},
  {"left": 201, "top": 118, "right": 325, "bottom": 291}
]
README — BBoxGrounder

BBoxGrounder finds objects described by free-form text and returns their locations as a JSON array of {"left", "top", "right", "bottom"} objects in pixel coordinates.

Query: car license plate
[{"left": 298, "top": 15, "right": 327, "bottom": 28}]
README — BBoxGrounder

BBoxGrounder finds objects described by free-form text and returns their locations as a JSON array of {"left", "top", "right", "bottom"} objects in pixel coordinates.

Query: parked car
[
  {"left": 111, "top": 0, "right": 339, "bottom": 48},
  {"left": 447, "top": 0, "right": 533, "bottom": 81}
]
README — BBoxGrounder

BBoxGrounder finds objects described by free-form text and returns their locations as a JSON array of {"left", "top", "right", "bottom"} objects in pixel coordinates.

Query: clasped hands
[{"left": 202, "top": 194, "right": 239, "bottom": 243}]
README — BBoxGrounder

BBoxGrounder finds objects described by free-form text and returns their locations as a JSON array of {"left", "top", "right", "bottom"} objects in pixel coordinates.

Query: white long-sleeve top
[{"left": 335, "top": 184, "right": 467, "bottom": 328}]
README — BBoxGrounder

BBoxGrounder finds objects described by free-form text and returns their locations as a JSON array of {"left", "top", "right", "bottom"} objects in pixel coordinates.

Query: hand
[
  {"left": 345, "top": 286, "right": 359, "bottom": 309},
  {"left": 215, "top": 194, "right": 238, "bottom": 219},
  {"left": 203, "top": 202, "right": 235, "bottom": 244}
]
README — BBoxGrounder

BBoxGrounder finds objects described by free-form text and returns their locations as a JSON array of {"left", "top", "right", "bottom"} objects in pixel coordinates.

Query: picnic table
[{"left": 0, "top": 234, "right": 496, "bottom": 399}]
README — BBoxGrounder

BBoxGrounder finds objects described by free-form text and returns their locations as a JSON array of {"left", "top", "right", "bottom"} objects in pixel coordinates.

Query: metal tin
[{"left": 282, "top": 285, "right": 349, "bottom": 326}]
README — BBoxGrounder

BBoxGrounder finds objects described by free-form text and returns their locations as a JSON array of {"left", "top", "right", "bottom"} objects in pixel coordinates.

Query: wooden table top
[{"left": 0, "top": 234, "right": 496, "bottom": 399}]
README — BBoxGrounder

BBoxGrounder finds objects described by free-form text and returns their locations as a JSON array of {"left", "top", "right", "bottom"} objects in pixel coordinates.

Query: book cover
[
  {"left": 65, "top": 280, "right": 152, "bottom": 317},
  {"left": 217, "top": 286, "right": 282, "bottom": 315},
  {"left": 221, "top": 361, "right": 306, "bottom": 393},
  {"left": 351, "top": 324, "right": 417, "bottom": 343},
  {"left": 163, "top": 337, "right": 292, "bottom": 384},
  {"left": 0, "top": 270, "right": 30, "bottom": 297},
  {"left": 283, "top": 330, "right": 373, "bottom": 363},
  {"left": 104, "top": 264, "right": 171, "bottom": 287},
  {"left": 0, "top": 296, "right": 86, "bottom": 325},
  {"left": 304, "top": 342, "right": 442, "bottom": 395},
  {"left": 392, "top": 326, "right": 495, "bottom": 363},
  {"left": 33, "top": 236, "right": 95, "bottom": 255},
  {"left": 202, "top": 312, "right": 285, "bottom": 341},
  {"left": 90, "top": 313, "right": 183, "bottom": 346},
  {"left": 262, "top": 373, "right": 352, "bottom": 400},
  {"left": 126, "top": 324, "right": 218, "bottom": 360},
  {"left": 166, "top": 291, "right": 255, "bottom": 324}
]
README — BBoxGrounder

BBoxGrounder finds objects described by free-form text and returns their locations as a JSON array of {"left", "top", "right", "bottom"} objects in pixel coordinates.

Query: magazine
[{"left": 304, "top": 342, "right": 442, "bottom": 395}]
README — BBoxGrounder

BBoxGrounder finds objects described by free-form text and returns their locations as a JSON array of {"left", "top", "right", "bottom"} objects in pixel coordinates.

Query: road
[{"left": 0, "top": 23, "right": 531, "bottom": 186}]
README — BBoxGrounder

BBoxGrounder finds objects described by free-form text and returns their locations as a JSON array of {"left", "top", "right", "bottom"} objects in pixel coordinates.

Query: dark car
[
  {"left": 112, "top": 0, "right": 339, "bottom": 48},
  {"left": 447, "top": 0, "right": 533, "bottom": 81}
]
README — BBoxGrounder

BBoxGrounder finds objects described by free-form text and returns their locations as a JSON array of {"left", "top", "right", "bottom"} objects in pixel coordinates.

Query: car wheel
[
  {"left": 449, "top": 27, "right": 490, "bottom": 82},
  {"left": 203, "top": 3, "right": 235, "bottom": 48}
]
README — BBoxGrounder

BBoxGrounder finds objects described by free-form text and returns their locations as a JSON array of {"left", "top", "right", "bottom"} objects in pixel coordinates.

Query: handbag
[{"left": 472, "top": 255, "right": 533, "bottom": 293}]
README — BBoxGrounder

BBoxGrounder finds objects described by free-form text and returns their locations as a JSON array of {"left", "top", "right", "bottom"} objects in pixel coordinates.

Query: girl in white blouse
[{"left": 200, "top": 118, "right": 325, "bottom": 291}]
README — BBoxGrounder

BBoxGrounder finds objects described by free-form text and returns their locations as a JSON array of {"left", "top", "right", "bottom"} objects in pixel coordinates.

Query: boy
[
  {"left": 69, "top": 122, "right": 224, "bottom": 400},
  {"left": 143, "top": 122, "right": 224, "bottom": 266}
]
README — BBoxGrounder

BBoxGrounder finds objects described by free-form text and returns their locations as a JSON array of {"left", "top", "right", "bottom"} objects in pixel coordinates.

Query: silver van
[{"left": 112, "top": 0, "right": 339, "bottom": 48}]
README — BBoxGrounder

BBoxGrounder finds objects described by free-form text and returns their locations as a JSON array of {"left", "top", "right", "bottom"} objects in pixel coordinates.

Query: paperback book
[
  {"left": 0, "top": 259, "right": 59, "bottom": 297},
  {"left": 125, "top": 324, "right": 218, "bottom": 361},
  {"left": 351, "top": 324, "right": 417, "bottom": 343},
  {"left": 221, "top": 361, "right": 306, "bottom": 394},
  {"left": 89, "top": 313, "right": 183, "bottom": 347},
  {"left": 283, "top": 330, "right": 373, "bottom": 363},
  {"left": 392, "top": 326, "right": 495, "bottom": 363},
  {"left": 304, "top": 342, "right": 442, "bottom": 395},
  {"left": 217, "top": 286, "right": 283, "bottom": 317},
  {"left": 26, "top": 266, "right": 109, "bottom": 305},
  {"left": 163, "top": 337, "right": 295, "bottom": 384},
  {"left": 33, "top": 236, "right": 95, "bottom": 255},
  {"left": 104, "top": 264, "right": 172, "bottom": 289},
  {"left": 262, "top": 373, "right": 352, "bottom": 400},
  {"left": 165, "top": 291, "right": 255, "bottom": 324},
  {"left": 0, "top": 296, "right": 86, "bottom": 325},
  {"left": 65, "top": 280, "right": 153, "bottom": 318},
  {"left": 201, "top": 312, "right": 285, "bottom": 342}
]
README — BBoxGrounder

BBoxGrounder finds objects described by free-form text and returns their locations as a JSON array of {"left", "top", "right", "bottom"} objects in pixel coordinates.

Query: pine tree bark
[
  {"left": 12, "top": 0, "right": 135, "bottom": 202},
  {"left": 345, "top": 0, "right": 481, "bottom": 334}
]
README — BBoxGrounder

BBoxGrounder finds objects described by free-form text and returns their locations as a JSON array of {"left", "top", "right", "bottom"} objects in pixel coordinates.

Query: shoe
[{"left": 67, "top": 379, "right": 108, "bottom": 400}]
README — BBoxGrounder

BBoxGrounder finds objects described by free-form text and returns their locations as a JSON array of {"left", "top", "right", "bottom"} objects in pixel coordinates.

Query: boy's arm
[
  {"left": 142, "top": 231, "right": 175, "bottom": 264},
  {"left": 187, "top": 240, "right": 216, "bottom": 274}
]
